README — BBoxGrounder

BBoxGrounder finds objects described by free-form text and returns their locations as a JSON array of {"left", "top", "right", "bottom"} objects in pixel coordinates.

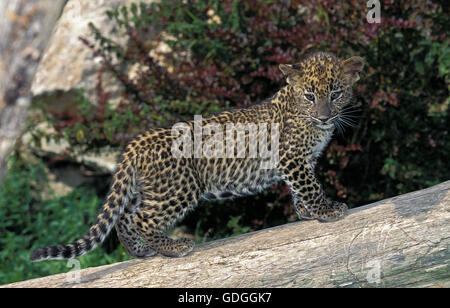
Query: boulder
[
  {"left": 31, "top": 0, "right": 156, "bottom": 112},
  {"left": 22, "top": 122, "right": 120, "bottom": 174},
  {"left": 27, "top": 0, "right": 157, "bottom": 175}
]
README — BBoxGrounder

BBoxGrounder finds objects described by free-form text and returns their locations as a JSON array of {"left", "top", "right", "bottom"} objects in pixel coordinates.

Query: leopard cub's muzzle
[{"left": 310, "top": 102, "right": 337, "bottom": 130}]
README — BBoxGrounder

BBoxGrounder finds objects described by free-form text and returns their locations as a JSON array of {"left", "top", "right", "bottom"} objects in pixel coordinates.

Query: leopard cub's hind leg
[
  {"left": 115, "top": 196, "right": 157, "bottom": 258},
  {"left": 133, "top": 197, "right": 197, "bottom": 258},
  {"left": 116, "top": 214, "right": 157, "bottom": 258},
  {"left": 139, "top": 228, "right": 195, "bottom": 258}
]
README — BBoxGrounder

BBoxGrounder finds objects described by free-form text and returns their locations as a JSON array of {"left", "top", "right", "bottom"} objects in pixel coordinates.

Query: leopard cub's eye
[
  {"left": 331, "top": 91, "right": 343, "bottom": 101},
  {"left": 304, "top": 94, "right": 315, "bottom": 102}
]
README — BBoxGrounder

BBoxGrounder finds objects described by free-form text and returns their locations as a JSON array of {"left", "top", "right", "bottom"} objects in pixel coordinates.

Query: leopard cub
[{"left": 30, "top": 52, "right": 364, "bottom": 261}]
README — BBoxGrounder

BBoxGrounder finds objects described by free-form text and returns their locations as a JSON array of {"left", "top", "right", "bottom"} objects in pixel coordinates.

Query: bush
[
  {"left": 0, "top": 154, "right": 131, "bottom": 285},
  {"left": 33, "top": 0, "right": 448, "bottom": 254}
]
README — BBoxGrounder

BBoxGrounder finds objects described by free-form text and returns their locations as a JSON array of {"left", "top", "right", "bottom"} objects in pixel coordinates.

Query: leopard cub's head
[{"left": 280, "top": 52, "right": 365, "bottom": 130}]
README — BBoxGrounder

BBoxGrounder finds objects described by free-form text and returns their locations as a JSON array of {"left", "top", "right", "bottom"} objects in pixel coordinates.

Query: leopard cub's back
[{"left": 131, "top": 111, "right": 283, "bottom": 204}]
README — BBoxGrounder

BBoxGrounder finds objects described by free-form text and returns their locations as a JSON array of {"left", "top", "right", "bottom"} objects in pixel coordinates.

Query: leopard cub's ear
[
  {"left": 279, "top": 64, "right": 301, "bottom": 85},
  {"left": 342, "top": 56, "right": 365, "bottom": 84}
]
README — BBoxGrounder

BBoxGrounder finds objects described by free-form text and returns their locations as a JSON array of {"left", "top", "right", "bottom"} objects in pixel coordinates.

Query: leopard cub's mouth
[
  {"left": 315, "top": 123, "right": 335, "bottom": 130},
  {"left": 310, "top": 115, "right": 338, "bottom": 130}
]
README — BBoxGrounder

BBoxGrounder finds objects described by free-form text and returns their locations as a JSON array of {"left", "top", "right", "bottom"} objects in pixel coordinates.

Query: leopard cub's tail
[{"left": 30, "top": 162, "right": 134, "bottom": 262}]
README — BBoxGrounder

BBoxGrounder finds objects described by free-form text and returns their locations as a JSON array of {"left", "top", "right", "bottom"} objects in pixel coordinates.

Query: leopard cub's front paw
[
  {"left": 316, "top": 200, "right": 348, "bottom": 222},
  {"left": 296, "top": 205, "right": 314, "bottom": 220},
  {"left": 330, "top": 200, "right": 348, "bottom": 216}
]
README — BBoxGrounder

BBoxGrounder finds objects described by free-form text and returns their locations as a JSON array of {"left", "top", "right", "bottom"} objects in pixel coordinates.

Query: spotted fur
[{"left": 30, "top": 52, "right": 364, "bottom": 261}]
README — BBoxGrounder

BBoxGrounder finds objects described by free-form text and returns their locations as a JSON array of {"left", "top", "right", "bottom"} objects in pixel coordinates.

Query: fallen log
[{"left": 3, "top": 181, "right": 449, "bottom": 288}]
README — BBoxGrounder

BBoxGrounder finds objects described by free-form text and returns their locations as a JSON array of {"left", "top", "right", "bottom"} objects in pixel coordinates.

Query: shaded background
[{"left": 0, "top": 0, "right": 448, "bottom": 284}]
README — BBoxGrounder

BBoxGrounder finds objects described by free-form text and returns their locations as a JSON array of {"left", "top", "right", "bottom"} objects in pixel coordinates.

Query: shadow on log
[{"left": 3, "top": 181, "right": 450, "bottom": 288}]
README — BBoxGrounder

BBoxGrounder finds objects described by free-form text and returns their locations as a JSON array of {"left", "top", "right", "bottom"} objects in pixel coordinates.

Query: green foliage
[
  {"left": 0, "top": 155, "right": 131, "bottom": 285},
  {"left": 226, "top": 216, "right": 251, "bottom": 236}
]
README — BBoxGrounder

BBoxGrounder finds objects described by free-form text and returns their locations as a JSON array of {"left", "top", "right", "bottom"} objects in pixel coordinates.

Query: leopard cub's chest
[{"left": 310, "top": 129, "right": 334, "bottom": 161}]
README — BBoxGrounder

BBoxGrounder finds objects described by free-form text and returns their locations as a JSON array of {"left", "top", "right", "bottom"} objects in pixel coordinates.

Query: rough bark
[
  {"left": 0, "top": 0, "right": 66, "bottom": 185},
  {"left": 3, "top": 181, "right": 449, "bottom": 288}
]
